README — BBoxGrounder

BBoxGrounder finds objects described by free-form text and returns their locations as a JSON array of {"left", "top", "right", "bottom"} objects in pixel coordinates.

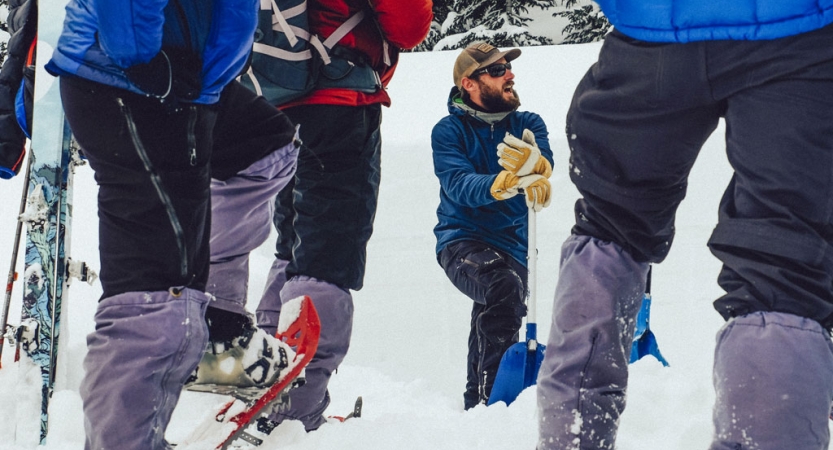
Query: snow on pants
[
  {"left": 537, "top": 24, "right": 833, "bottom": 450},
  {"left": 60, "top": 76, "right": 296, "bottom": 449},
  {"left": 537, "top": 236, "right": 647, "bottom": 450},
  {"left": 438, "top": 240, "right": 527, "bottom": 409},
  {"left": 711, "top": 311, "right": 833, "bottom": 450}
]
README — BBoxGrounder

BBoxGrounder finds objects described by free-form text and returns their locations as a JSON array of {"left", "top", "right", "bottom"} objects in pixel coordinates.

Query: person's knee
[
  {"left": 485, "top": 268, "right": 526, "bottom": 317},
  {"left": 573, "top": 190, "right": 679, "bottom": 264}
]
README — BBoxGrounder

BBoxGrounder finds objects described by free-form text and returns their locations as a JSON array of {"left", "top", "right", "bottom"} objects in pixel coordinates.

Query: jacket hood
[{"left": 446, "top": 86, "right": 513, "bottom": 125}]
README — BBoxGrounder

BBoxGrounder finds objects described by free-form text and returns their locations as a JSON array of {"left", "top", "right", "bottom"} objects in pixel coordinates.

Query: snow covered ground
[{"left": 0, "top": 41, "right": 827, "bottom": 450}]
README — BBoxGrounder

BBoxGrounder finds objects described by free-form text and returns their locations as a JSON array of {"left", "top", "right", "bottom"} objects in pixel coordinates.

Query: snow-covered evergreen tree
[
  {"left": 553, "top": 0, "right": 610, "bottom": 44},
  {"left": 412, "top": 0, "right": 452, "bottom": 52},
  {"left": 430, "top": 0, "right": 556, "bottom": 51},
  {"left": 0, "top": 0, "right": 9, "bottom": 66},
  {"left": 409, "top": 0, "right": 609, "bottom": 52}
]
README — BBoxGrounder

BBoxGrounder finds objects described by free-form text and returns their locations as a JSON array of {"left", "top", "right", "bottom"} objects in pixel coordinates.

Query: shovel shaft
[
  {"left": 527, "top": 206, "right": 537, "bottom": 324},
  {"left": 486, "top": 206, "right": 545, "bottom": 406}
]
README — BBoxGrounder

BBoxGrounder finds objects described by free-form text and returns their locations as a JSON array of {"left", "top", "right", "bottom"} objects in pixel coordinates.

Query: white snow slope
[{"left": 1, "top": 41, "right": 829, "bottom": 450}]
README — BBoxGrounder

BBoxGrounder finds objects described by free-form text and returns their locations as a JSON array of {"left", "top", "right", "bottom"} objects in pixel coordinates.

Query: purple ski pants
[
  {"left": 78, "top": 136, "right": 297, "bottom": 450},
  {"left": 80, "top": 288, "right": 209, "bottom": 450},
  {"left": 257, "top": 264, "right": 354, "bottom": 431},
  {"left": 206, "top": 137, "right": 298, "bottom": 316},
  {"left": 62, "top": 74, "right": 298, "bottom": 449},
  {"left": 537, "top": 235, "right": 648, "bottom": 450},
  {"left": 538, "top": 23, "right": 833, "bottom": 450},
  {"left": 710, "top": 312, "right": 833, "bottom": 450},
  {"left": 537, "top": 235, "right": 833, "bottom": 450}
]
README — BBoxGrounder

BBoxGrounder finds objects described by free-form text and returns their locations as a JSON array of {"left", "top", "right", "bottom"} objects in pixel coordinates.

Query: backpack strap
[
  {"left": 243, "top": 1, "right": 380, "bottom": 104},
  {"left": 322, "top": 11, "right": 365, "bottom": 49},
  {"left": 260, "top": 0, "right": 364, "bottom": 66},
  {"left": 381, "top": 40, "right": 390, "bottom": 66},
  {"left": 252, "top": 41, "right": 311, "bottom": 61},
  {"left": 268, "top": 0, "right": 300, "bottom": 45},
  {"left": 243, "top": 66, "right": 264, "bottom": 97}
]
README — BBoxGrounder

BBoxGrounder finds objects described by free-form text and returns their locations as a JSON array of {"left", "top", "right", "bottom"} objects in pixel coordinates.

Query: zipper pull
[{"left": 187, "top": 106, "right": 198, "bottom": 166}]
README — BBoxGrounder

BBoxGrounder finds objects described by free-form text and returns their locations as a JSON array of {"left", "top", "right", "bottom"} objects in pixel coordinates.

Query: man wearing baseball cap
[{"left": 431, "top": 42, "right": 554, "bottom": 409}]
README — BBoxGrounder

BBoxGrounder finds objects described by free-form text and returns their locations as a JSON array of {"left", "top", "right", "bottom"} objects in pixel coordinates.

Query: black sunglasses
[{"left": 471, "top": 62, "right": 512, "bottom": 78}]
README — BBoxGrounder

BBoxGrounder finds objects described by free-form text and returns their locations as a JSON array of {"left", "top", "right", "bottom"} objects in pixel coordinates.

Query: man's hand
[
  {"left": 497, "top": 129, "right": 552, "bottom": 178},
  {"left": 124, "top": 51, "right": 172, "bottom": 98},
  {"left": 124, "top": 49, "right": 203, "bottom": 100},
  {"left": 490, "top": 170, "right": 521, "bottom": 200},
  {"left": 517, "top": 174, "right": 551, "bottom": 212}
]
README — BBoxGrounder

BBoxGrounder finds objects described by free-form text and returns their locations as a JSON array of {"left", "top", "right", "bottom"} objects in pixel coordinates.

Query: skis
[
  {"left": 18, "top": 111, "right": 82, "bottom": 443},
  {"left": 12, "top": 7, "right": 93, "bottom": 441},
  {"left": 181, "top": 295, "right": 321, "bottom": 449}
]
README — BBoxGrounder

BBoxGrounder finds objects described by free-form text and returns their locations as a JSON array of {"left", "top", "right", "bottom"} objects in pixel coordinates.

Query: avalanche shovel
[
  {"left": 629, "top": 265, "right": 669, "bottom": 366},
  {"left": 487, "top": 206, "right": 546, "bottom": 406}
]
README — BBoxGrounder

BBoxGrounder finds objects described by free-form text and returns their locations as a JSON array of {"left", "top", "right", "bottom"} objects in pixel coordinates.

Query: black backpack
[{"left": 239, "top": 0, "right": 386, "bottom": 106}]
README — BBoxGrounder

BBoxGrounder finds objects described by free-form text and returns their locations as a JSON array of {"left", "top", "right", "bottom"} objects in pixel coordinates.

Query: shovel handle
[{"left": 527, "top": 206, "right": 537, "bottom": 324}]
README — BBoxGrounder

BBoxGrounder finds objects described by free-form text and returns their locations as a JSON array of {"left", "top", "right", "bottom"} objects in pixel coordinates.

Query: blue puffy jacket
[
  {"left": 432, "top": 87, "right": 552, "bottom": 267},
  {"left": 597, "top": 0, "right": 833, "bottom": 42},
  {"left": 46, "top": 0, "right": 257, "bottom": 104}
]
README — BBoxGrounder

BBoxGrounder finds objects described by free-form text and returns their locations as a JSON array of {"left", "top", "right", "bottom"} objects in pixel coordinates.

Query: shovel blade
[{"left": 487, "top": 340, "right": 546, "bottom": 406}]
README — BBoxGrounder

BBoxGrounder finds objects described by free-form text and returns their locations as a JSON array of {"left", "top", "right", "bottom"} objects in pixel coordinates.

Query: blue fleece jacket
[{"left": 432, "top": 87, "right": 552, "bottom": 267}]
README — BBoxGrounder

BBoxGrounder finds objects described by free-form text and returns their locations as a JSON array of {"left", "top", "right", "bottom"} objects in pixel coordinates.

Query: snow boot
[
  {"left": 186, "top": 309, "right": 298, "bottom": 398},
  {"left": 536, "top": 235, "right": 649, "bottom": 450},
  {"left": 710, "top": 311, "right": 833, "bottom": 450}
]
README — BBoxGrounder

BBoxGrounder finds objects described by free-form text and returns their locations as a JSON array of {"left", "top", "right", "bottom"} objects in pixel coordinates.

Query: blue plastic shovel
[
  {"left": 487, "top": 206, "right": 546, "bottom": 406},
  {"left": 630, "top": 266, "right": 669, "bottom": 366}
]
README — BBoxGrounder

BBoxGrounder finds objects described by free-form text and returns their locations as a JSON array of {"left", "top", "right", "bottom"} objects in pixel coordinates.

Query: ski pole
[{"left": 0, "top": 153, "right": 33, "bottom": 368}]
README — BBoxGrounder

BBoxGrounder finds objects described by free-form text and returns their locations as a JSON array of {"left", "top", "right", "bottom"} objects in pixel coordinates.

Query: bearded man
[{"left": 431, "top": 42, "right": 554, "bottom": 409}]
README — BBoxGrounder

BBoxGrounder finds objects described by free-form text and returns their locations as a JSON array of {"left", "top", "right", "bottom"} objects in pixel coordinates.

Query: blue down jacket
[
  {"left": 46, "top": 0, "right": 257, "bottom": 104},
  {"left": 432, "top": 87, "right": 552, "bottom": 267},
  {"left": 596, "top": 0, "right": 833, "bottom": 42}
]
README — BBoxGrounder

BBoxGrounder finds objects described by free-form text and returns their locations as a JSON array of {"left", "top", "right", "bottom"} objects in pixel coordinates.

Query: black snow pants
[
  {"left": 60, "top": 76, "right": 295, "bottom": 299},
  {"left": 439, "top": 240, "right": 528, "bottom": 409},
  {"left": 272, "top": 104, "right": 381, "bottom": 291},
  {"left": 567, "top": 24, "right": 833, "bottom": 328}
]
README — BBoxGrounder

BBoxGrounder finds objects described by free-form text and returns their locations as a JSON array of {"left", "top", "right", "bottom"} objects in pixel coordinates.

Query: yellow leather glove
[
  {"left": 490, "top": 170, "right": 521, "bottom": 200},
  {"left": 497, "top": 129, "right": 552, "bottom": 178},
  {"left": 517, "top": 174, "right": 552, "bottom": 212}
]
